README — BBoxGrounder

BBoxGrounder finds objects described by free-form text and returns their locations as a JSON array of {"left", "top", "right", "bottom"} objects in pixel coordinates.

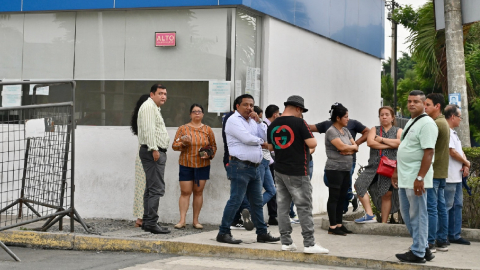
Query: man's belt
[
  {"left": 229, "top": 156, "right": 260, "bottom": 168},
  {"left": 141, "top": 145, "right": 167, "bottom": 153}
]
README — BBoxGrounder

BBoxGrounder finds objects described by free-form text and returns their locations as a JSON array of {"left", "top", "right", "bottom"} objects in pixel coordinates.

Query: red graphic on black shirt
[{"left": 272, "top": 125, "right": 295, "bottom": 149}]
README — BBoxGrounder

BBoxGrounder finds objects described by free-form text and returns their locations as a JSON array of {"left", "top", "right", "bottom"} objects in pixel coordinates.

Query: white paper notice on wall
[
  {"left": 25, "top": 118, "right": 46, "bottom": 138},
  {"left": 246, "top": 67, "right": 261, "bottom": 91},
  {"left": 1, "top": 85, "right": 22, "bottom": 107},
  {"left": 235, "top": 80, "right": 242, "bottom": 98},
  {"left": 208, "top": 81, "right": 231, "bottom": 113},
  {"left": 29, "top": 85, "right": 50, "bottom": 95},
  {"left": 245, "top": 89, "right": 260, "bottom": 105}
]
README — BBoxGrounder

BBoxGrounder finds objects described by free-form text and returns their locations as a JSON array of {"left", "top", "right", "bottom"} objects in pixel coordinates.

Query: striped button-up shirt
[
  {"left": 137, "top": 98, "right": 170, "bottom": 151},
  {"left": 225, "top": 111, "right": 266, "bottom": 163},
  {"left": 172, "top": 124, "right": 217, "bottom": 168}
]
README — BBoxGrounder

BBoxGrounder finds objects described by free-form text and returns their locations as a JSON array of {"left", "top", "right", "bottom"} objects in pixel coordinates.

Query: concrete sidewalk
[{"left": 0, "top": 216, "right": 478, "bottom": 270}]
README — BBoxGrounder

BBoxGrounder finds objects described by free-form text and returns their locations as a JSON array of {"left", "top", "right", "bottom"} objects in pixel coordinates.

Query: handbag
[{"left": 376, "top": 126, "right": 397, "bottom": 178}]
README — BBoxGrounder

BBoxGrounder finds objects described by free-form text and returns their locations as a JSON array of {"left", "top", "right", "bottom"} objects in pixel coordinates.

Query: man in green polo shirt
[
  {"left": 425, "top": 93, "right": 450, "bottom": 252},
  {"left": 393, "top": 90, "right": 438, "bottom": 263}
]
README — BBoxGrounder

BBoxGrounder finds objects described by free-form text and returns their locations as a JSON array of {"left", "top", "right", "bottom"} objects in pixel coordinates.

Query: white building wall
[
  {"left": 75, "top": 16, "right": 382, "bottom": 223},
  {"left": 75, "top": 126, "right": 230, "bottom": 223},
  {"left": 261, "top": 17, "right": 381, "bottom": 214}
]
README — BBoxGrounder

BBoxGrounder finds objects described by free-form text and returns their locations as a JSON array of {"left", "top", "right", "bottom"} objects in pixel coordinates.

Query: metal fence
[
  {"left": 0, "top": 81, "right": 88, "bottom": 262},
  {"left": 396, "top": 117, "right": 410, "bottom": 129}
]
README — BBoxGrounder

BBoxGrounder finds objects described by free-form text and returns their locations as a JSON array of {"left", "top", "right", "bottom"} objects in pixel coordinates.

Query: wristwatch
[{"left": 416, "top": 176, "right": 424, "bottom": 181}]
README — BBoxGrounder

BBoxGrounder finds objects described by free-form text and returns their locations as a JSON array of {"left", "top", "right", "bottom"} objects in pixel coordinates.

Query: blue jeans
[
  {"left": 259, "top": 158, "right": 276, "bottom": 206},
  {"left": 308, "top": 160, "right": 313, "bottom": 180},
  {"left": 399, "top": 188, "right": 428, "bottom": 258},
  {"left": 224, "top": 164, "right": 250, "bottom": 223},
  {"left": 427, "top": 178, "right": 448, "bottom": 244},
  {"left": 219, "top": 159, "right": 267, "bottom": 235},
  {"left": 445, "top": 182, "right": 463, "bottom": 240},
  {"left": 324, "top": 162, "right": 355, "bottom": 212}
]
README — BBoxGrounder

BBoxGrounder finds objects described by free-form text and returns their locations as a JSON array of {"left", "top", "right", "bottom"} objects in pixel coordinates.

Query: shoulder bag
[{"left": 376, "top": 126, "right": 397, "bottom": 178}]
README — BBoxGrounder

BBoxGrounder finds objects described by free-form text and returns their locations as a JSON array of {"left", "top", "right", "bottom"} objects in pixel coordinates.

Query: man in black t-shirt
[
  {"left": 309, "top": 119, "right": 369, "bottom": 213},
  {"left": 267, "top": 95, "right": 329, "bottom": 254}
]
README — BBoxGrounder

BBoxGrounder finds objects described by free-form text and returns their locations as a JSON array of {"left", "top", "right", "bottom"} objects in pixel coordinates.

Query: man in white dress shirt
[
  {"left": 216, "top": 94, "right": 280, "bottom": 244},
  {"left": 444, "top": 104, "right": 471, "bottom": 245}
]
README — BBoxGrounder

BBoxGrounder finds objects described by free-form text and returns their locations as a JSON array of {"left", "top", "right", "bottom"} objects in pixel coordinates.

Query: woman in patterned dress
[
  {"left": 130, "top": 94, "right": 150, "bottom": 227},
  {"left": 354, "top": 106, "right": 402, "bottom": 224},
  {"left": 172, "top": 104, "right": 217, "bottom": 229}
]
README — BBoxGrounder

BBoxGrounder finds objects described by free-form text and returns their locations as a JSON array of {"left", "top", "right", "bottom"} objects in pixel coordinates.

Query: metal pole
[
  {"left": 393, "top": 20, "right": 398, "bottom": 114},
  {"left": 444, "top": 0, "right": 471, "bottom": 146},
  {"left": 0, "top": 241, "right": 20, "bottom": 262},
  {"left": 70, "top": 81, "right": 76, "bottom": 232}
]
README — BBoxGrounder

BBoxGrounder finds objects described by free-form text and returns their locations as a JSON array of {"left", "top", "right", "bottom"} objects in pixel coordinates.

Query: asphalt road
[{"left": 0, "top": 246, "right": 365, "bottom": 270}]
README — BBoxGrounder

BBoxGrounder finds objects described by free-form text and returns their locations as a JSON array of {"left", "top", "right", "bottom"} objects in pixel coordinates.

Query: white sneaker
[
  {"left": 282, "top": 243, "right": 297, "bottom": 251},
  {"left": 290, "top": 217, "right": 300, "bottom": 224},
  {"left": 304, "top": 244, "right": 329, "bottom": 254}
]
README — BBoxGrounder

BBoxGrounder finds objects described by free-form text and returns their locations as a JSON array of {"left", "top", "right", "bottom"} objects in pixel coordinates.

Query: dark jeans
[
  {"left": 139, "top": 147, "right": 166, "bottom": 227},
  {"left": 219, "top": 159, "right": 267, "bottom": 235},
  {"left": 224, "top": 164, "right": 250, "bottom": 223},
  {"left": 233, "top": 197, "right": 251, "bottom": 223},
  {"left": 427, "top": 178, "right": 448, "bottom": 244},
  {"left": 267, "top": 164, "right": 277, "bottom": 218},
  {"left": 325, "top": 170, "right": 350, "bottom": 226}
]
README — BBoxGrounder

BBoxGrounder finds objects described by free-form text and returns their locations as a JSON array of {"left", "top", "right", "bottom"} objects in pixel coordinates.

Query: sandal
[
  {"left": 193, "top": 223, "right": 203, "bottom": 229},
  {"left": 174, "top": 222, "right": 186, "bottom": 229},
  {"left": 135, "top": 219, "right": 143, "bottom": 227}
]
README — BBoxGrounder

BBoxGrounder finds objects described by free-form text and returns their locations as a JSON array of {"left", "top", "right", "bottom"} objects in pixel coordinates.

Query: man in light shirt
[
  {"left": 137, "top": 84, "right": 170, "bottom": 234},
  {"left": 444, "top": 104, "right": 471, "bottom": 245},
  {"left": 216, "top": 94, "right": 280, "bottom": 244},
  {"left": 393, "top": 90, "right": 437, "bottom": 263}
]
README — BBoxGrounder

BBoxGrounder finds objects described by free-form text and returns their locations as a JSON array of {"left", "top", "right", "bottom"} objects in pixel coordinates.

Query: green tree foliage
[
  {"left": 389, "top": 2, "right": 480, "bottom": 142},
  {"left": 382, "top": 53, "right": 416, "bottom": 80},
  {"left": 381, "top": 74, "right": 393, "bottom": 107}
]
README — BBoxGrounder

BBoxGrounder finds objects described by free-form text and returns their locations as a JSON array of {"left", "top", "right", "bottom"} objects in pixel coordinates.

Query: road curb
[
  {"left": 320, "top": 217, "right": 480, "bottom": 242},
  {"left": 0, "top": 230, "right": 470, "bottom": 270}
]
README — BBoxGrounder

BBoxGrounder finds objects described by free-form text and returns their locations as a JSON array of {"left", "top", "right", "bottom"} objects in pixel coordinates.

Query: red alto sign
[{"left": 155, "top": 32, "right": 176, "bottom": 47}]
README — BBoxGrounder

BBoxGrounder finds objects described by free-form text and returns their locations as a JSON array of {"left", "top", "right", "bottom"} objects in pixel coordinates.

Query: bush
[{"left": 463, "top": 147, "right": 480, "bottom": 228}]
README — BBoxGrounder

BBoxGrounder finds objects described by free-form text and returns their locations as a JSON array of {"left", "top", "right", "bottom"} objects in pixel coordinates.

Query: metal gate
[{"left": 0, "top": 80, "right": 88, "bottom": 261}]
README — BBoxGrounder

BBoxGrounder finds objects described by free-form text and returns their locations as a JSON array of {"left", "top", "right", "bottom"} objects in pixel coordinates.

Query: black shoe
[
  {"left": 241, "top": 209, "right": 254, "bottom": 231},
  {"left": 352, "top": 194, "right": 359, "bottom": 212},
  {"left": 257, "top": 232, "right": 280, "bottom": 243},
  {"left": 395, "top": 251, "right": 426, "bottom": 263},
  {"left": 216, "top": 233, "right": 242, "bottom": 244},
  {"left": 143, "top": 224, "right": 171, "bottom": 234},
  {"left": 328, "top": 227, "right": 347, "bottom": 236},
  {"left": 449, "top": 237, "right": 470, "bottom": 245},
  {"left": 268, "top": 216, "right": 278, "bottom": 226},
  {"left": 436, "top": 241, "right": 449, "bottom": 252},
  {"left": 338, "top": 225, "right": 353, "bottom": 234},
  {"left": 230, "top": 219, "right": 245, "bottom": 230},
  {"left": 424, "top": 247, "right": 435, "bottom": 261}
]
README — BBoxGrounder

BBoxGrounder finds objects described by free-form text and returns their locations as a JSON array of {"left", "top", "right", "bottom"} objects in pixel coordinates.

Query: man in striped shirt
[{"left": 137, "top": 84, "right": 170, "bottom": 234}]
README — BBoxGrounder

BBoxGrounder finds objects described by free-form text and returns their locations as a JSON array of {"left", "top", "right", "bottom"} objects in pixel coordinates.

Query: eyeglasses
[
  {"left": 455, "top": 115, "right": 463, "bottom": 120},
  {"left": 191, "top": 110, "right": 203, "bottom": 114}
]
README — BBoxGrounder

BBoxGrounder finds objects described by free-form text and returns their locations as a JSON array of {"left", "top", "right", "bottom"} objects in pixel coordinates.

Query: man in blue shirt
[{"left": 217, "top": 94, "right": 280, "bottom": 244}]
